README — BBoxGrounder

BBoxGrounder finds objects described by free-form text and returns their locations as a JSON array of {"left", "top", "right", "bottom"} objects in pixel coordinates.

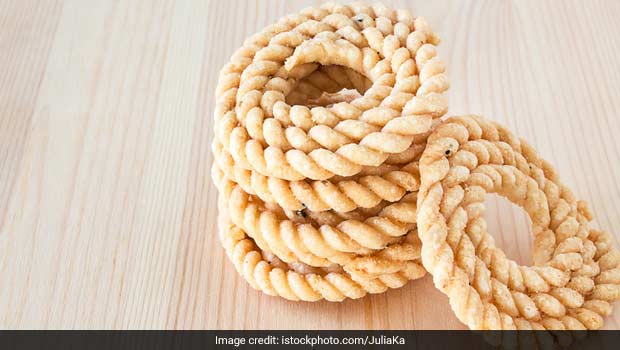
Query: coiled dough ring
[
  {"left": 215, "top": 195, "right": 425, "bottom": 302},
  {"left": 416, "top": 115, "right": 620, "bottom": 329},
  {"left": 212, "top": 2, "right": 448, "bottom": 301},
  {"left": 213, "top": 1, "right": 449, "bottom": 212}
]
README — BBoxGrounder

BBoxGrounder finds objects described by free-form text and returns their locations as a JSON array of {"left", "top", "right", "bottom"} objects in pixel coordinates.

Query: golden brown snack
[
  {"left": 417, "top": 115, "right": 620, "bottom": 329},
  {"left": 211, "top": 2, "right": 447, "bottom": 300},
  {"left": 213, "top": 1, "right": 449, "bottom": 212},
  {"left": 216, "top": 196, "right": 425, "bottom": 302}
]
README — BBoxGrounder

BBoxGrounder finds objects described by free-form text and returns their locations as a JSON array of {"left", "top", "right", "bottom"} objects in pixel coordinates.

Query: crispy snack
[
  {"left": 213, "top": 1, "right": 448, "bottom": 212},
  {"left": 417, "top": 115, "right": 620, "bottom": 329},
  {"left": 211, "top": 2, "right": 448, "bottom": 301},
  {"left": 216, "top": 196, "right": 425, "bottom": 301}
]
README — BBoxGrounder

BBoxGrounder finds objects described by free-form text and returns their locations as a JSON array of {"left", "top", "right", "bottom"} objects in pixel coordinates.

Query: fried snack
[
  {"left": 211, "top": 2, "right": 448, "bottom": 301},
  {"left": 216, "top": 195, "right": 425, "bottom": 301},
  {"left": 416, "top": 115, "right": 620, "bottom": 329},
  {"left": 212, "top": 159, "right": 427, "bottom": 302},
  {"left": 214, "top": 1, "right": 448, "bottom": 212}
]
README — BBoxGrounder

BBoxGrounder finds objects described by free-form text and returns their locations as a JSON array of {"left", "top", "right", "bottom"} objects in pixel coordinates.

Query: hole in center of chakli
[
  {"left": 285, "top": 64, "right": 371, "bottom": 107},
  {"left": 483, "top": 193, "right": 534, "bottom": 265}
]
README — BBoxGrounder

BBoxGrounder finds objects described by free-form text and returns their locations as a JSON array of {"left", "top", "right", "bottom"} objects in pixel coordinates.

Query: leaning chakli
[{"left": 211, "top": 1, "right": 620, "bottom": 335}]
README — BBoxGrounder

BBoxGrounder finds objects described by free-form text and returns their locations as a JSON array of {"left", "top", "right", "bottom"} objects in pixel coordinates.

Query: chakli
[
  {"left": 211, "top": 2, "right": 448, "bottom": 301},
  {"left": 210, "top": 2, "right": 620, "bottom": 329},
  {"left": 416, "top": 115, "right": 620, "bottom": 330}
]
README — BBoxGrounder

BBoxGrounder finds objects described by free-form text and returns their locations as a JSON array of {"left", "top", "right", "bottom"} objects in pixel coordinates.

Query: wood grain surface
[{"left": 1, "top": 0, "right": 619, "bottom": 330}]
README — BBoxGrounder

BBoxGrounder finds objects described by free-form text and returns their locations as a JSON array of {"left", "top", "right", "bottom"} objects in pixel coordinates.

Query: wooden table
[{"left": 1, "top": 0, "right": 619, "bottom": 329}]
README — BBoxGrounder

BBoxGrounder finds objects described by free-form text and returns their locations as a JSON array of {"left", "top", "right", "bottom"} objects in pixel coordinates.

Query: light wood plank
[{"left": 1, "top": 0, "right": 619, "bottom": 329}]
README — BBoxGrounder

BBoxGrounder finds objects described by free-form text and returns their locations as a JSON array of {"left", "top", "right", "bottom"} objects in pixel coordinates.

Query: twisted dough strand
[
  {"left": 218, "top": 199, "right": 426, "bottom": 302},
  {"left": 416, "top": 115, "right": 620, "bottom": 330},
  {"left": 212, "top": 2, "right": 445, "bottom": 300},
  {"left": 214, "top": 1, "right": 449, "bottom": 182},
  {"left": 213, "top": 164, "right": 420, "bottom": 272},
  {"left": 213, "top": 137, "right": 423, "bottom": 212}
]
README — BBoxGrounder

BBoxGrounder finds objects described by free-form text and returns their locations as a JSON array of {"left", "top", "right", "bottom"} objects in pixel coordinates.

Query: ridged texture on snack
[
  {"left": 211, "top": 2, "right": 448, "bottom": 301},
  {"left": 217, "top": 198, "right": 426, "bottom": 302},
  {"left": 213, "top": 1, "right": 448, "bottom": 211},
  {"left": 416, "top": 115, "right": 620, "bottom": 330}
]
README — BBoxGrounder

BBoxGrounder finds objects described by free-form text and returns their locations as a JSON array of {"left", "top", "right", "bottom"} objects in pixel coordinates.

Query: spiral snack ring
[
  {"left": 211, "top": 2, "right": 448, "bottom": 301},
  {"left": 215, "top": 195, "right": 426, "bottom": 301},
  {"left": 416, "top": 115, "right": 620, "bottom": 329},
  {"left": 214, "top": 1, "right": 448, "bottom": 212}
]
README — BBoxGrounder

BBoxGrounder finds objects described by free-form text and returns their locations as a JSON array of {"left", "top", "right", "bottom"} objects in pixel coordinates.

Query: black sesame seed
[{"left": 445, "top": 149, "right": 451, "bottom": 155}]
